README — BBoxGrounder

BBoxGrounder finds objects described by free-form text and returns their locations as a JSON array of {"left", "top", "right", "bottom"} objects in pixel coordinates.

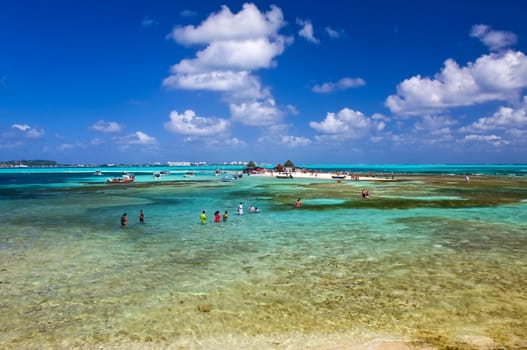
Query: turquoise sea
[{"left": 1, "top": 165, "right": 526, "bottom": 349}]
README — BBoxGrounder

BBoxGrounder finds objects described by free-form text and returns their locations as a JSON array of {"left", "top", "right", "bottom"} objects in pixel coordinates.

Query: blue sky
[{"left": 1, "top": 0, "right": 527, "bottom": 165}]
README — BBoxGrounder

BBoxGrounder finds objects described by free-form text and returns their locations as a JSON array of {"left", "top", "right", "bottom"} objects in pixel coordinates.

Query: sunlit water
[{"left": 1, "top": 166, "right": 526, "bottom": 349}]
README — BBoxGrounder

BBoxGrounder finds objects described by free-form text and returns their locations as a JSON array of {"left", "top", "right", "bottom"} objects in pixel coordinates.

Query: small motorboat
[
  {"left": 276, "top": 172, "right": 293, "bottom": 179},
  {"left": 331, "top": 174, "right": 347, "bottom": 180},
  {"left": 221, "top": 175, "right": 239, "bottom": 182},
  {"left": 106, "top": 174, "right": 135, "bottom": 183}
]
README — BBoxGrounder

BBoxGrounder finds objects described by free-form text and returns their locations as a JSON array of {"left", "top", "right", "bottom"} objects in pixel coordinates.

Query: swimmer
[
  {"left": 223, "top": 211, "right": 229, "bottom": 221},
  {"left": 139, "top": 209, "right": 144, "bottom": 224},
  {"left": 214, "top": 210, "right": 220, "bottom": 223},
  {"left": 200, "top": 210, "right": 207, "bottom": 224},
  {"left": 295, "top": 198, "right": 301, "bottom": 208},
  {"left": 237, "top": 202, "right": 244, "bottom": 215},
  {"left": 121, "top": 213, "right": 127, "bottom": 228}
]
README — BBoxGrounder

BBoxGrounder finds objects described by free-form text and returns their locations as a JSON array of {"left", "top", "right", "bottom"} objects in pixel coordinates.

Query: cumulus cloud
[
  {"left": 385, "top": 50, "right": 527, "bottom": 115},
  {"left": 229, "top": 99, "right": 282, "bottom": 126},
  {"left": 11, "top": 124, "right": 44, "bottom": 138},
  {"left": 115, "top": 131, "right": 158, "bottom": 146},
  {"left": 209, "top": 137, "right": 247, "bottom": 147},
  {"left": 297, "top": 18, "right": 319, "bottom": 43},
  {"left": 460, "top": 97, "right": 527, "bottom": 133},
  {"left": 312, "top": 77, "right": 366, "bottom": 93},
  {"left": 164, "top": 70, "right": 266, "bottom": 100},
  {"left": 464, "top": 134, "right": 509, "bottom": 146},
  {"left": 309, "top": 108, "right": 385, "bottom": 139},
  {"left": 164, "top": 109, "right": 230, "bottom": 136},
  {"left": 90, "top": 120, "right": 124, "bottom": 133},
  {"left": 169, "top": 4, "right": 285, "bottom": 45},
  {"left": 414, "top": 115, "right": 457, "bottom": 132},
  {"left": 470, "top": 24, "right": 517, "bottom": 51},
  {"left": 280, "top": 135, "right": 312, "bottom": 147},
  {"left": 164, "top": 3, "right": 287, "bottom": 88},
  {"left": 164, "top": 3, "right": 288, "bottom": 124}
]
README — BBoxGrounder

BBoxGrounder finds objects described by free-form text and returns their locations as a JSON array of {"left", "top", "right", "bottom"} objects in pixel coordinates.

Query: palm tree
[{"left": 284, "top": 160, "right": 294, "bottom": 167}]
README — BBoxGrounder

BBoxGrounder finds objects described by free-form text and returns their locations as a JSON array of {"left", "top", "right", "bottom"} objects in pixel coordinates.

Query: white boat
[
  {"left": 276, "top": 172, "right": 293, "bottom": 179},
  {"left": 221, "top": 175, "right": 239, "bottom": 182},
  {"left": 106, "top": 174, "right": 135, "bottom": 183}
]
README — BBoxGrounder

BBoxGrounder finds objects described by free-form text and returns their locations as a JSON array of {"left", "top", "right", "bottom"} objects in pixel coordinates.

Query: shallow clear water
[{"left": 0, "top": 167, "right": 526, "bottom": 349}]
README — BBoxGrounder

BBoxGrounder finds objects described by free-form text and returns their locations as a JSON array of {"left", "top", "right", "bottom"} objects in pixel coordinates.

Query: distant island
[
  {"left": 0, "top": 160, "right": 59, "bottom": 168},
  {"left": 0, "top": 159, "right": 261, "bottom": 168}
]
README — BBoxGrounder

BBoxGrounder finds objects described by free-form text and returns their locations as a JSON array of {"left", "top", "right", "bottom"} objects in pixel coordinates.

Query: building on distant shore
[{"left": 167, "top": 161, "right": 192, "bottom": 166}]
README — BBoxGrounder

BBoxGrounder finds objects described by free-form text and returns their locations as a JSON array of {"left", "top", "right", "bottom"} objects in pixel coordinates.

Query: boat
[
  {"left": 93, "top": 170, "right": 102, "bottom": 176},
  {"left": 106, "top": 174, "right": 135, "bottom": 183},
  {"left": 276, "top": 172, "right": 293, "bottom": 179},
  {"left": 160, "top": 170, "right": 170, "bottom": 175},
  {"left": 183, "top": 172, "right": 195, "bottom": 178},
  {"left": 221, "top": 175, "right": 239, "bottom": 182},
  {"left": 331, "top": 174, "right": 347, "bottom": 180}
]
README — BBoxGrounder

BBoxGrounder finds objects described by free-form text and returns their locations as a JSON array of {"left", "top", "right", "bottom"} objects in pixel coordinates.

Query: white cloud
[
  {"left": 164, "top": 3, "right": 290, "bottom": 120},
  {"left": 58, "top": 143, "right": 75, "bottom": 151},
  {"left": 11, "top": 124, "right": 44, "bottom": 138},
  {"left": 386, "top": 50, "right": 527, "bottom": 115},
  {"left": 286, "top": 104, "right": 299, "bottom": 115},
  {"left": 164, "top": 109, "right": 230, "bottom": 136},
  {"left": 460, "top": 97, "right": 527, "bottom": 133},
  {"left": 164, "top": 70, "right": 265, "bottom": 99},
  {"left": 115, "top": 131, "right": 158, "bottom": 145},
  {"left": 312, "top": 77, "right": 366, "bottom": 93},
  {"left": 470, "top": 24, "right": 517, "bottom": 51},
  {"left": 169, "top": 38, "right": 286, "bottom": 74},
  {"left": 90, "top": 120, "right": 124, "bottom": 133},
  {"left": 414, "top": 115, "right": 457, "bottom": 132},
  {"left": 464, "top": 134, "right": 509, "bottom": 146},
  {"left": 141, "top": 16, "right": 157, "bottom": 28},
  {"left": 280, "top": 135, "right": 312, "bottom": 147},
  {"left": 209, "top": 137, "right": 247, "bottom": 147},
  {"left": 229, "top": 99, "right": 282, "bottom": 126},
  {"left": 169, "top": 4, "right": 285, "bottom": 45},
  {"left": 297, "top": 18, "right": 319, "bottom": 43},
  {"left": 309, "top": 107, "right": 384, "bottom": 139},
  {"left": 325, "top": 26, "right": 340, "bottom": 39},
  {"left": 12, "top": 124, "right": 30, "bottom": 131}
]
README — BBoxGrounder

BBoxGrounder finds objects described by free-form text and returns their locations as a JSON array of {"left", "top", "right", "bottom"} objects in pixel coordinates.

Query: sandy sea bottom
[{"left": 0, "top": 173, "right": 526, "bottom": 349}]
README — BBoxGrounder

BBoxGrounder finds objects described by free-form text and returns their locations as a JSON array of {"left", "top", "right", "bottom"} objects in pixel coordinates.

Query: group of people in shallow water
[
  {"left": 122, "top": 191, "right": 368, "bottom": 227},
  {"left": 200, "top": 210, "right": 229, "bottom": 224},
  {"left": 121, "top": 209, "right": 144, "bottom": 228},
  {"left": 200, "top": 202, "right": 260, "bottom": 224}
]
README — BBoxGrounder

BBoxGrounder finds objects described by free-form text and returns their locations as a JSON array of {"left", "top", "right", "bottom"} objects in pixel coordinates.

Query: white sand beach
[{"left": 253, "top": 169, "right": 395, "bottom": 181}]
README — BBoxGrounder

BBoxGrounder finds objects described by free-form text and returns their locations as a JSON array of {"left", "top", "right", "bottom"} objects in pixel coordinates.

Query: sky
[{"left": 1, "top": 0, "right": 527, "bottom": 165}]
